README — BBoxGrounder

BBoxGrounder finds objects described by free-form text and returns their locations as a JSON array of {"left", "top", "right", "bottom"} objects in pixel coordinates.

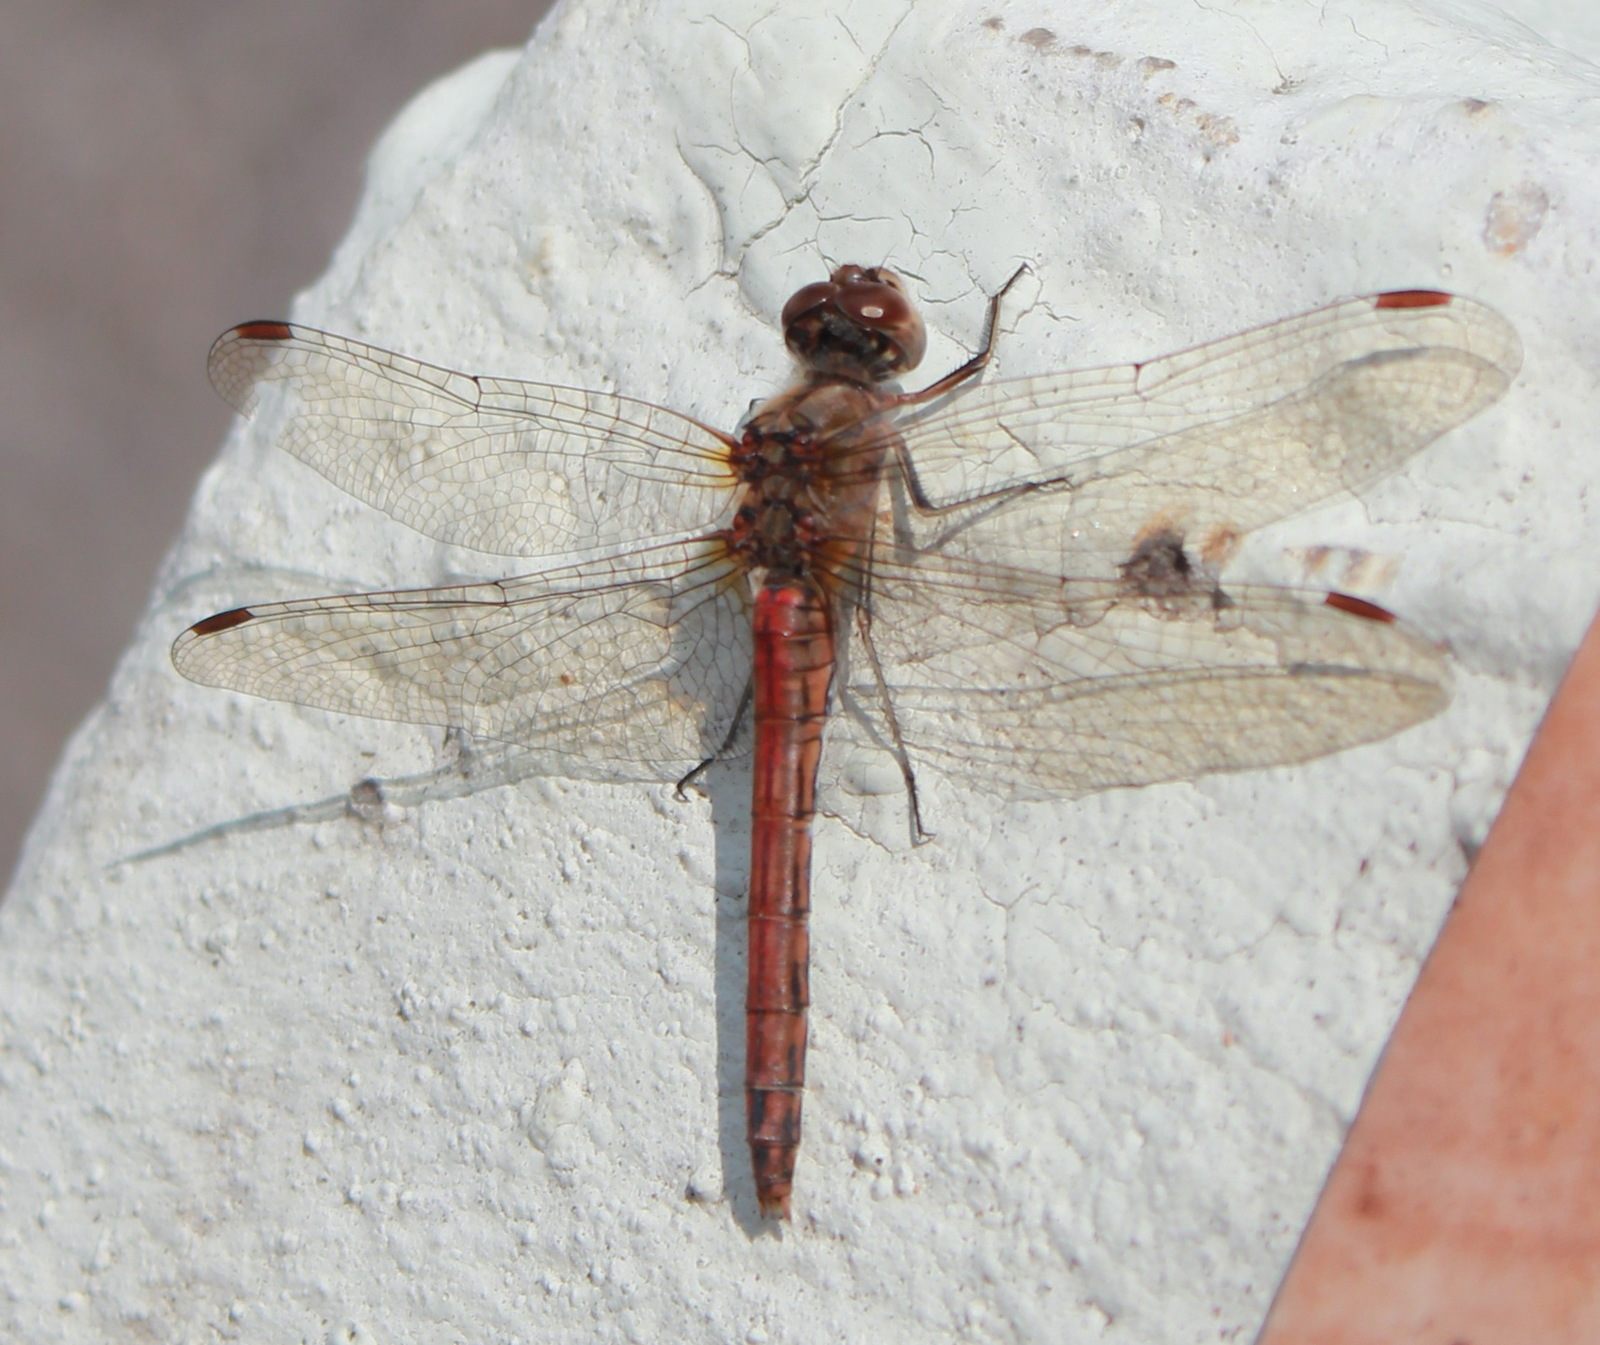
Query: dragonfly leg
[
  {"left": 893, "top": 264, "right": 1030, "bottom": 408},
  {"left": 850, "top": 598, "right": 932, "bottom": 846},
  {"left": 892, "top": 438, "right": 1048, "bottom": 520},
  {"left": 675, "top": 679, "right": 753, "bottom": 799}
]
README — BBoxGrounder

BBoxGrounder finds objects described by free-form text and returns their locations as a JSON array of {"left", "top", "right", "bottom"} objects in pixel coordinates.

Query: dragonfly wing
[
  {"left": 831, "top": 549, "right": 1449, "bottom": 802},
  {"left": 208, "top": 323, "right": 739, "bottom": 559},
  {"left": 895, "top": 292, "right": 1519, "bottom": 567},
  {"left": 172, "top": 541, "right": 753, "bottom": 784}
]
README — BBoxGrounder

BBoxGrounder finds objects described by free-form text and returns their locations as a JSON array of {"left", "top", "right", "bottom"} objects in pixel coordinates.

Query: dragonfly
[{"left": 174, "top": 265, "right": 1519, "bottom": 1218}]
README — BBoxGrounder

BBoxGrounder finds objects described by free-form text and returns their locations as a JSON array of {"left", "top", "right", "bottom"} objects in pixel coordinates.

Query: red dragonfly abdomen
[{"left": 746, "top": 576, "right": 834, "bottom": 1219}]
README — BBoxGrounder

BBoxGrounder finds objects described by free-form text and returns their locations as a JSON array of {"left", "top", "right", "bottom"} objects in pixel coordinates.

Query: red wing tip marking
[
  {"left": 1324, "top": 592, "right": 1397, "bottom": 624},
  {"left": 1374, "top": 290, "right": 1452, "bottom": 310},
  {"left": 231, "top": 321, "right": 294, "bottom": 342},
  {"left": 189, "top": 607, "right": 256, "bottom": 636}
]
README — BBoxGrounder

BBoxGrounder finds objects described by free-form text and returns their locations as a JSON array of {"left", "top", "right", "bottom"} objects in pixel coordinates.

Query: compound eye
[
  {"left": 838, "top": 283, "right": 911, "bottom": 332},
  {"left": 780, "top": 280, "right": 837, "bottom": 333},
  {"left": 781, "top": 264, "right": 928, "bottom": 377},
  {"left": 838, "top": 279, "right": 926, "bottom": 372}
]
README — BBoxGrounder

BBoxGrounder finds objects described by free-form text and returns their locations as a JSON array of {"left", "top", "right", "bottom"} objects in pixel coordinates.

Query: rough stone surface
[{"left": 2, "top": 2, "right": 1594, "bottom": 1342}]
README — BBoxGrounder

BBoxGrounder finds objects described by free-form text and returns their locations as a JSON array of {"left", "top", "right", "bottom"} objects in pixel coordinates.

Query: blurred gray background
[{"left": 0, "top": 1, "right": 554, "bottom": 884}]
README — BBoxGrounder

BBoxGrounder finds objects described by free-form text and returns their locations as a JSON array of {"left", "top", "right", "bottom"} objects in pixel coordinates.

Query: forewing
[
  {"left": 208, "top": 322, "right": 739, "bottom": 558},
  {"left": 172, "top": 541, "right": 753, "bottom": 784},
  {"left": 894, "top": 293, "right": 1519, "bottom": 569},
  {"left": 831, "top": 550, "right": 1449, "bottom": 802}
]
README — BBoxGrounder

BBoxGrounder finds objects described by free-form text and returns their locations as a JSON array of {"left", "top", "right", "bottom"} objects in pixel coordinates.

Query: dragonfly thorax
[{"left": 725, "top": 376, "right": 900, "bottom": 583}]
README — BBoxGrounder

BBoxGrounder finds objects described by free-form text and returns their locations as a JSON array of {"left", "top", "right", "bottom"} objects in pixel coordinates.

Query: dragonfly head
[{"left": 781, "top": 265, "right": 927, "bottom": 382}]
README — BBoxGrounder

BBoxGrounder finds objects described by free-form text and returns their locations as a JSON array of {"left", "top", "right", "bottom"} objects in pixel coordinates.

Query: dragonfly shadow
[
  {"left": 698, "top": 758, "right": 780, "bottom": 1234},
  {"left": 118, "top": 697, "right": 779, "bottom": 1224}
]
